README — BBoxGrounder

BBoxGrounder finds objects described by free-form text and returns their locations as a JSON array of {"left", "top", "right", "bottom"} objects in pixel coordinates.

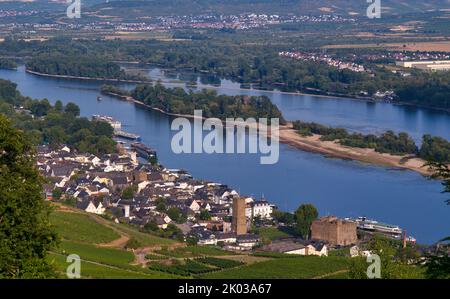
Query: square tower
[{"left": 232, "top": 197, "right": 247, "bottom": 235}]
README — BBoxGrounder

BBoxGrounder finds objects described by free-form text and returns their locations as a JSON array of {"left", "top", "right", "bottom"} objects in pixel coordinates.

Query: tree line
[
  {"left": 293, "top": 120, "right": 450, "bottom": 161},
  {"left": 0, "top": 58, "right": 17, "bottom": 70},
  {"left": 26, "top": 53, "right": 148, "bottom": 82}
]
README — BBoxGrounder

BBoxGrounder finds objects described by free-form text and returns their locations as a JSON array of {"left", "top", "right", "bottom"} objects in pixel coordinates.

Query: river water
[{"left": 1, "top": 66, "right": 449, "bottom": 244}]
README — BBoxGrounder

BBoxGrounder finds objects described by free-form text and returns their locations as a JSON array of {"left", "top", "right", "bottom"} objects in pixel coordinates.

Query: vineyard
[{"left": 195, "top": 257, "right": 244, "bottom": 269}]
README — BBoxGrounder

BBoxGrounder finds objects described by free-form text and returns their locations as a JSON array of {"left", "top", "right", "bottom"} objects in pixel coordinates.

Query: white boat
[
  {"left": 92, "top": 115, "right": 122, "bottom": 130},
  {"left": 355, "top": 216, "right": 403, "bottom": 235}
]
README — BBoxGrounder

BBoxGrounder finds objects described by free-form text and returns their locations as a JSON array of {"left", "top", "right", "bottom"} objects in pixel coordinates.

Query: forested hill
[{"left": 85, "top": 0, "right": 449, "bottom": 16}]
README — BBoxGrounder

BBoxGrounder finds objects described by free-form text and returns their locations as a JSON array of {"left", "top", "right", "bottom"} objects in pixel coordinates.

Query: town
[
  {"left": 0, "top": 12, "right": 355, "bottom": 36},
  {"left": 36, "top": 115, "right": 420, "bottom": 258}
]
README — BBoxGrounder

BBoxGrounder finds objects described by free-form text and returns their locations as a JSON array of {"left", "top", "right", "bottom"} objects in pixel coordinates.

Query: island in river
[{"left": 100, "top": 84, "right": 442, "bottom": 176}]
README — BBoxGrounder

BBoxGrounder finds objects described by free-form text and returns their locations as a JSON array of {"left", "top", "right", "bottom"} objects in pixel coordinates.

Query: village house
[
  {"left": 262, "top": 240, "right": 328, "bottom": 256},
  {"left": 77, "top": 199, "right": 106, "bottom": 215}
]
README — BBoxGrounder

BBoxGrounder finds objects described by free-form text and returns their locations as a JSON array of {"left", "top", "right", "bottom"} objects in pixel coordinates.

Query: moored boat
[{"left": 354, "top": 216, "right": 403, "bottom": 236}]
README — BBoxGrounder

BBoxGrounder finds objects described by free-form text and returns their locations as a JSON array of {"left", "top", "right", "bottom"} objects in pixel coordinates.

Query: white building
[{"left": 251, "top": 200, "right": 274, "bottom": 219}]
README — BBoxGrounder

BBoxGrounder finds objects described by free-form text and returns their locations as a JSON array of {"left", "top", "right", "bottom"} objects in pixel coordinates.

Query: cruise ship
[
  {"left": 114, "top": 130, "right": 141, "bottom": 141},
  {"left": 354, "top": 217, "right": 403, "bottom": 236}
]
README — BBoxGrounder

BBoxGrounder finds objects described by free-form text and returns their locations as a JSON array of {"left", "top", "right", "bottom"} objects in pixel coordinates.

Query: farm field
[
  {"left": 199, "top": 256, "right": 352, "bottom": 279},
  {"left": 323, "top": 41, "right": 450, "bottom": 52}
]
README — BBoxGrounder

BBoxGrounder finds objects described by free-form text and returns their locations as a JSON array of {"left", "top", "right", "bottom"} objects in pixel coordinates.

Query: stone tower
[
  {"left": 232, "top": 197, "right": 247, "bottom": 235},
  {"left": 311, "top": 216, "right": 357, "bottom": 246}
]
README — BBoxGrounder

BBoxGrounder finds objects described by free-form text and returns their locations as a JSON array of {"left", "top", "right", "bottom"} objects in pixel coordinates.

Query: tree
[
  {"left": 155, "top": 198, "right": 166, "bottom": 212},
  {"left": 272, "top": 209, "right": 295, "bottom": 225},
  {"left": 423, "top": 237, "right": 450, "bottom": 279},
  {"left": 0, "top": 115, "right": 58, "bottom": 278},
  {"left": 427, "top": 162, "right": 450, "bottom": 205},
  {"left": 349, "top": 235, "right": 422, "bottom": 279},
  {"left": 121, "top": 185, "right": 137, "bottom": 200},
  {"left": 64, "top": 102, "right": 80, "bottom": 117},
  {"left": 52, "top": 188, "right": 62, "bottom": 200},
  {"left": 423, "top": 162, "right": 450, "bottom": 278},
  {"left": 143, "top": 220, "right": 159, "bottom": 232},
  {"left": 186, "top": 235, "right": 198, "bottom": 246},
  {"left": 124, "top": 238, "right": 141, "bottom": 250},
  {"left": 167, "top": 207, "right": 185, "bottom": 223},
  {"left": 198, "top": 209, "right": 211, "bottom": 221},
  {"left": 294, "top": 203, "right": 318, "bottom": 239},
  {"left": 54, "top": 100, "right": 63, "bottom": 112},
  {"left": 148, "top": 155, "right": 158, "bottom": 166}
]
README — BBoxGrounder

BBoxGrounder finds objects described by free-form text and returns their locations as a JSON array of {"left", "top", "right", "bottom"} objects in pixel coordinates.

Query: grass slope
[
  {"left": 255, "top": 227, "right": 296, "bottom": 241},
  {"left": 50, "top": 211, "right": 120, "bottom": 244},
  {"left": 48, "top": 208, "right": 182, "bottom": 278}
]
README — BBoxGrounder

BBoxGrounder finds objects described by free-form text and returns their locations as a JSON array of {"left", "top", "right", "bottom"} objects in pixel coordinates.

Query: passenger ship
[{"left": 354, "top": 216, "right": 403, "bottom": 236}]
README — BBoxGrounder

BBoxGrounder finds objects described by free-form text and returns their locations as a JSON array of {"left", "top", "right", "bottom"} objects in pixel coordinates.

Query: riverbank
[
  {"left": 276, "top": 124, "right": 433, "bottom": 176},
  {"left": 25, "top": 69, "right": 153, "bottom": 84},
  {"left": 102, "top": 90, "right": 435, "bottom": 176}
]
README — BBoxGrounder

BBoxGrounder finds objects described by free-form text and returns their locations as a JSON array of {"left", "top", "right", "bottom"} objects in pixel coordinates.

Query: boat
[
  {"left": 130, "top": 142, "right": 157, "bottom": 159},
  {"left": 114, "top": 130, "right": 141, "bottom": 141},
  {"left": 92, "top": 115, "right": 121, "bottom": 130},
  {"left": 354, "top": 216, "right": 403, "bottom": 236},
  {"left": 97, "top": 96, "right": 102, "bottom": 101}
]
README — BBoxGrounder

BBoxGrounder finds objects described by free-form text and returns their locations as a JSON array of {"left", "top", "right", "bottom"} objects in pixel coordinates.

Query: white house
[
  {"left": 188, "top": 199, "right": 201, "bottom": 212},
  {"left": 251, "top": 200, "right": 274, "bottom": 219},
  {"left": 78, "top": 200, "right": 105, "bottom": 215}
]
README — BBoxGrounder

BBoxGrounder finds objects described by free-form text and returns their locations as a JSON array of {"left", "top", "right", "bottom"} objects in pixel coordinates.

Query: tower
[{"left": 232, "top": 197, "right": 247, "bottom": 235}]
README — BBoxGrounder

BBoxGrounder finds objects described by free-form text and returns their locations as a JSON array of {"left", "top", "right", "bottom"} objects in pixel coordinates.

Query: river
[{"left": 1, "top": 66, "right": 449, "bottom": 244}]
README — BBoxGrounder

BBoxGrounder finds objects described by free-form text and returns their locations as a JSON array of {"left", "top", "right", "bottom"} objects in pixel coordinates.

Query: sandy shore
[{"left": 276, "top": 124, "right": 433, "bottom": 176}]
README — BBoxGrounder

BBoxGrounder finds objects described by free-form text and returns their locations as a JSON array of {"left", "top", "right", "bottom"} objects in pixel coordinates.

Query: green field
[
  {"left": 50, "top": 211, "right": 120, "bottom": 244},
  {"left": 255, "top": 227, "right": 296, "bottom": 241},
  {"left": 48, "top": 253, "right": 178, "bottom": 279},
  {"left": 47, "top": 209, "right": 184, "bottom": 278},
  {"left": 57, "top": 241, "right": 135, "bottom": 268},
  {"left": 155, "top": 245, "right": 234, "bottom": 258},
  {"left": 200, "top": 256, "right": 351, "bottom": 279}
]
